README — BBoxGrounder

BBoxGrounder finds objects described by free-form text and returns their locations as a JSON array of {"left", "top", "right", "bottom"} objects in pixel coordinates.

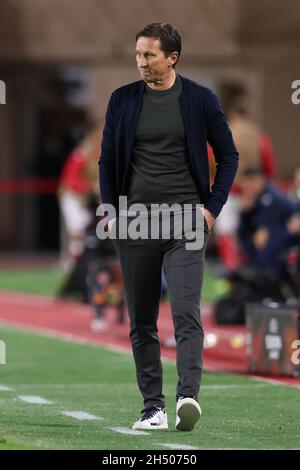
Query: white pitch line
[
  {"left": 0, "top": 322, "right": 175, "bottom": 364},
  {"left": 62, "top": 411, "right": 103, "bottom": 421},
  {"left": 160, "top": 443, "right": 199, "bottom": 450},
  {"left": 201, "top": 384, "right": 267, "bottom": 390},
  {"left": 0, "top": 321, "right": 133, "bottom": 357},
  {"left": 108, "top": 427, "right": 150, "bottom": 436},
  {"left": 0, "top": 384, "right": 15, "bottom": 391},
  {"left": 250, "top": 375, "right": 300, "bottom": 390},
  {"left": 18, "top": 395, "right": 53, "bottom": 404}
]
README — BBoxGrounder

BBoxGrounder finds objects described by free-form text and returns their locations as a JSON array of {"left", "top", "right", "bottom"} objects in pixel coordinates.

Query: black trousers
[{"left": 112, "top": 209, "right": 209, "bottom": 409}]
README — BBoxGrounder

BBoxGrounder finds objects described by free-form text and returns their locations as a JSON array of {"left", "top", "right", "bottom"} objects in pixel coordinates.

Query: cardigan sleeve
[
  {"left": 99, "top": 92, "right": 118, "bottom": 211},
  {"left": 205, "top": 91, "right": 239, "bottom": 217}
]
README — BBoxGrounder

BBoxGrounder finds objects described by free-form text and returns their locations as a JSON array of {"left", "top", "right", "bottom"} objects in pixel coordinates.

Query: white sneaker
[
  {"left": 175, "top": 397, "right": 201, "bottom": 431},
  {"left": 132, "top": 406, "right": 168, "bottom": 430}
]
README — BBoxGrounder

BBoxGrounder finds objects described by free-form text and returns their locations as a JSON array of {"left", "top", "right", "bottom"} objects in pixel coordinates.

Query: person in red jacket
[{"left": 59, "top": 124, "right": 101, "bottom": 262}]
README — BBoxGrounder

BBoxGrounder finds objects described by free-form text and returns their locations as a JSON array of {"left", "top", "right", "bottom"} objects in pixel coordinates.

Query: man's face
[
  {"left": 135, "top": 36, "right": 175, "bottom": 83},
  {"left": 240, "top": 175, "right": 265, "bottom": 200}
]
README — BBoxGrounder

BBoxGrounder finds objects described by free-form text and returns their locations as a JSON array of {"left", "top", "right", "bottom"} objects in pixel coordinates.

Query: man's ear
[{"left": 169, "top": 51, "right": 178, "bottom": 66}]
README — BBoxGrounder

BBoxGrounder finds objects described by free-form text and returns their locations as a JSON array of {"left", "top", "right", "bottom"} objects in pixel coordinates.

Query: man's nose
[{"left": 137, "top": 57, "right": 147, "bottom": 68}]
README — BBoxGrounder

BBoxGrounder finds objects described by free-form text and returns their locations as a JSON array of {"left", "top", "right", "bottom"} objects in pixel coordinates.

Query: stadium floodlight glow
[{"left": 0, "top": 80, "right": 6, "bottom": 104}]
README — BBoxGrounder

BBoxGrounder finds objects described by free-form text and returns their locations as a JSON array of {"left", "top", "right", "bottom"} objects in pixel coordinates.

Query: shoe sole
[
  {"left": 176, "top": 400, "right": 201, "bottom": 431},
  {"left": 132, "top": 423, "right": 168, "bottom": 430}
]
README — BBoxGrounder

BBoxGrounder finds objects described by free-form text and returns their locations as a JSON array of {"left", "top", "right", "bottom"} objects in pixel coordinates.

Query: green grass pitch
[{"left": 0, "top": 326, "right": 299, "bottom": 450}]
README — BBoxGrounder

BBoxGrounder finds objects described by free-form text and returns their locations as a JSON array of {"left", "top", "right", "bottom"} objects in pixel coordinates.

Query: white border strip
[
  {"left": 108, "top": 427, "right": 150, "bottom": 436},
  {"left": 62, "top": 411, "right": 103, "bottom": 420},
  {"left": 0, "top": 384, "right": 15, "bottom": 391},
  {"left": 160, "top": 443, "right": 199, "bottom": 450},
  {"left": 18, "top": 395, "right": 53, "bottom": 404},
  {"left": 0, "top": 321, "right": 175, "bottom": 364},
  {"left": 250, "top": 375, "right": 300, "bottom": 390}
]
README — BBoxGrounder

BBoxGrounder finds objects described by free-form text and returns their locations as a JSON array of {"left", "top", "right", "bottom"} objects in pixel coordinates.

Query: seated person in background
[
  {"left": 286, "top": 164, "right": 300, "bottom": 298},
  {"left": 208, "top": 90, "right": 277, "bottom": 271},
  {"left": 237, "top": 166, "right": 299, "bottom": 281}
]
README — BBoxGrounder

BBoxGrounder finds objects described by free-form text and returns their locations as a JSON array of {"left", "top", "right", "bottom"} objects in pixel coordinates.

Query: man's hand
[
  {"left": 253, "top": 227, "right": 269, "bottom": 250},
  {"left": 201, "top": 208, "right": 215, "bottom": 232}
]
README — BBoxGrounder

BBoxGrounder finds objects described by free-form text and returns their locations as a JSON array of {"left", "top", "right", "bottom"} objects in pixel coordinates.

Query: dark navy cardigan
[{"left": 99, "top": 74, "right": 239, "bottom": 217}]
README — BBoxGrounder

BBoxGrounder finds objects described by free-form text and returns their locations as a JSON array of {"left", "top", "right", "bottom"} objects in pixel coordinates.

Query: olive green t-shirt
[{"left": 124, "top": 75, "right": 201, "bottom": 210}]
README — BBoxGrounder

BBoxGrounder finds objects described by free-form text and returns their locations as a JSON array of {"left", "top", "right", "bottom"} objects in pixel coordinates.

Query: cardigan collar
[{"left": 136, "top": 73, "right": 189, "bottom": 96}]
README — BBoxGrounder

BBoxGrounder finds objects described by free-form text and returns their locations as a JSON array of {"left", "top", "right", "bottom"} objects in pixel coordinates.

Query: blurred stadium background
[{"left": 0, "top": 0, "right": 300, "bottom": 450}]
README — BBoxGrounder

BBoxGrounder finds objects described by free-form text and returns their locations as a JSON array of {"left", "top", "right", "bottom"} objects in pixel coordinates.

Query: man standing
[{"left": 99, "top": 23, "right": 238, "bottom": 431}]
